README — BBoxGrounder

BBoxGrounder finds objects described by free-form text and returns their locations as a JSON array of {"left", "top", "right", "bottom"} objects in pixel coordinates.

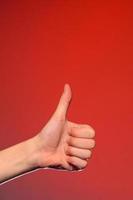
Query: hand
[
  {"left": 34, "top": 84, "right": 96, "bottom": 171},
  {"left": 0, "top": 84, "right": 95, "bottom": 185}
]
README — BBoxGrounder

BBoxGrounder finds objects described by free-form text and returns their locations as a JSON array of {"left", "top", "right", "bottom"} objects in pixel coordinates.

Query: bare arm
[
  {"left": 0, "top": 84, "right": 96, "bottom": 185},
  {"left": 0, "top": 136, "right": 42, "bottom": 184}
]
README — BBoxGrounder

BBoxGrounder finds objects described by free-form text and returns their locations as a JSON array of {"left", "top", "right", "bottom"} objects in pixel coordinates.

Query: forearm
[{"left": 0, "top": 136, "right": 41, "bottom": 185}]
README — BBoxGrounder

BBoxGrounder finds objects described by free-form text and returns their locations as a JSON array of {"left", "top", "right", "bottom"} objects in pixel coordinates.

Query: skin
[{"left": 0, "top": 84, "right": 95, "bottom": 185}]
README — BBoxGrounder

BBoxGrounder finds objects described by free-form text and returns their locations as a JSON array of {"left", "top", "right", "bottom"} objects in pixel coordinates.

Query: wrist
[
  {"left": 29, "top": 134, "right": 58, "bottom": 169},
  {"left": 25, "top": 136, "right": 43, "bottom": 169}
]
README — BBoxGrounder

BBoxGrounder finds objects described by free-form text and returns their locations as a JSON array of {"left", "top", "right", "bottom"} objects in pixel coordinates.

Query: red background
[{"left": 0, "top": 0, "right": 133, "bottom": 199}]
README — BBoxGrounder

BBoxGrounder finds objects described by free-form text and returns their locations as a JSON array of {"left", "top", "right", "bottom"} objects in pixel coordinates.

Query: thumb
[{"left": 53, "top": 83, "right": 72, "bottom": 120}]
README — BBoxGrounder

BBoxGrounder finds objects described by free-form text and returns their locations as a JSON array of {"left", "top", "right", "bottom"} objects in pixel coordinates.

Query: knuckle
[
  {"left": 91, "top": 140, "right": 96, "bottom": 148},
  {"left": 82, "top": 160, "right": 88, "bottom": 168},
  {"left": 89, "top": 139, "right": 96, "bottom": 148},
  {"left": 90, "top": 128, "right": 96, "bottom": 137},
  {"left": 84, "top": 150, "right": 91, "bottom": 158},
  {"left": 88, "top": 127, "right": 96, "bottom": 138},
  {"left": 84, "top": 124, "right": 96, "bottom": 138},
  {"left": 87, "top": 150, "right": 92, "bottom": 158}
]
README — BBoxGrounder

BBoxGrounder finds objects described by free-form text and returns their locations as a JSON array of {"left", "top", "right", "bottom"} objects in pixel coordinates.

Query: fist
[{"left": 65, "top": 122, "right": 95, "bottom": 171}]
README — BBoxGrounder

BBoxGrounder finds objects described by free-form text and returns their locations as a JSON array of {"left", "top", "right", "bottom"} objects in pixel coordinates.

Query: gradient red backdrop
[{"left": 0, "top": 0, "right": 133, "bottom": 199}]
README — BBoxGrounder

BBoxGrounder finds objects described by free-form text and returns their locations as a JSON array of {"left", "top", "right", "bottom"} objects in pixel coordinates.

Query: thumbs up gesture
[{"left": 34, "top": 84, "right": 95, "bottom": 171}]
